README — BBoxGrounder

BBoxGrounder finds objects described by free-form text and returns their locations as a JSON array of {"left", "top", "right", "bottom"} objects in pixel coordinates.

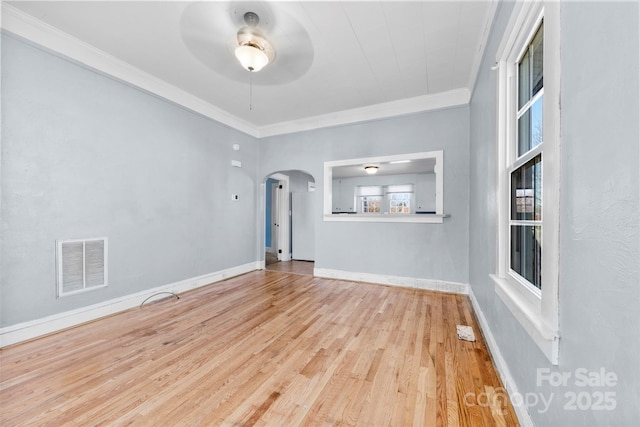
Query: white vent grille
[{"left": 57, "top": 238, "right": 108, "bottom": 297}]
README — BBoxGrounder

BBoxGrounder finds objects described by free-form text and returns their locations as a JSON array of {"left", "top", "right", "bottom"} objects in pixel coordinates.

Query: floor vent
[
  {"left": 57, "top": 237, "right": 108, "bottom": 297},
  {"left": 456, "top": 325, "right": 476, "bottom": 342}
]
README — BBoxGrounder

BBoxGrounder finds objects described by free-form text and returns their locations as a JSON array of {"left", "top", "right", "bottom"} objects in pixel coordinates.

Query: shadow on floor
[
  {"left": 265, "top": 259, "right": 314, "bottom": 276},
  {"left": 265, "top": 252, "right": 279, "bottom": 266}
]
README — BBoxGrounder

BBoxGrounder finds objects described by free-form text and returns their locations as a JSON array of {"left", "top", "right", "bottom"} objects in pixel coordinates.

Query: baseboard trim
[
  {"left": 467, "top": 287, "right": 534, "bottom": 427},
  {"left": 0, "top": 261, "right": 260, "bottom": 348},
  {"left": 313, "top": 267, "right": 468, "bottom": 294}
]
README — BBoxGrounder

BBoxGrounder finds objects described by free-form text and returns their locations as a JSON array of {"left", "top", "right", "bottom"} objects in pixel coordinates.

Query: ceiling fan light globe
[{"left": 235, "top": 45, "right": 269, "bottom": 72}]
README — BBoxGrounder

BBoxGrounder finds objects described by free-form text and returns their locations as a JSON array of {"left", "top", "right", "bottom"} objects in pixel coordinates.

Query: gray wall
[
  {"left": 259, "top": 107, "right": 470, "bottom": 284},
  {"left": 1, "top": 34, "right": 258, "bottom": 327},
  {"left": 285, "top": 170, "right": 315, "bottom": 193},
  {"left": 469, "top": 1, "right": 639, "bottom": 425}
]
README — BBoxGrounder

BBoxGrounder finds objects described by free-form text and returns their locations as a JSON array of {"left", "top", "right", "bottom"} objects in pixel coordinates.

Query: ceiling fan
[
  {"left": 234, "top": 11, "right": 274, "bottom": 72},
  {"left": 180, "top": 1, "right": 314, "bottom": 85}
]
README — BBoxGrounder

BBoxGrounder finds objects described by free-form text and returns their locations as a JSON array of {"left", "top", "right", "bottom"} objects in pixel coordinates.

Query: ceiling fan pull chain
[{"left": 249, "top": 70, "right": 253, "bottom": 111}]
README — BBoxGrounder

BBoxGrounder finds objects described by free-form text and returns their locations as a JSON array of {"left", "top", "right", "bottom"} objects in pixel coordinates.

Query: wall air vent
[{"left": 57, "top": 237, "right": 108, "bottom": 297}]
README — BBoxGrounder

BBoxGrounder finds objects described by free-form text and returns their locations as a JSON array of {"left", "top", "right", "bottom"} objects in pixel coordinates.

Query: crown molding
[
  {"left": 257, "top": 88, "right": 471, "bottom": 138},
  {"left": 467, "top": 0, "right": 499, "bottom": 97},
  {"left": 1, "top": 3, "right": 259, "bottom": 138},
  {"left": 2, "top": 3, "right": 472, "bottom": 139}
]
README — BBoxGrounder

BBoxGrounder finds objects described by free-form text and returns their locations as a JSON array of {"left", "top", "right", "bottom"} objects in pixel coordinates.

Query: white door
[
  {"left": 270, "top": 173, "right": 291, "bottom": 262},
  {"left": 269, "top": 180, "right": 279, "bottom": 253}
]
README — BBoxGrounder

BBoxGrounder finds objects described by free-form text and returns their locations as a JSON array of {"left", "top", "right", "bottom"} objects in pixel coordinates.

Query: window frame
[
  {"left": 492, "top": 1, "right": 560, "bottom": 364},
  {"left": 361, "top": 195, "right": 382, "bottom": 213},
  {"left": 388, "top": 192, "right": 412, "bottom": 214},
  {"left": 509, "top": 25, "right": 544, "bottom": 294}
]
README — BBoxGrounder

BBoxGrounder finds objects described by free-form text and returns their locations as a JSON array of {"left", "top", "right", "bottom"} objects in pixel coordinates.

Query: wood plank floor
[
  {"left": 0, "top": 271, "right": 518, "bottom": 426},
  {"left": 265, "top": 260, "right": 315, "bottom": 276}
]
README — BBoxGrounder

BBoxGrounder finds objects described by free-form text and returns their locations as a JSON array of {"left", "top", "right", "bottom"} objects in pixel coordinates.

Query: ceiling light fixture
[
  {"left": 364, "top": 165, "right": 379, "bottom": 174},
  {"left": 235, "top": 43, "right": 269, "bottom": 72},
  {"left": 234, "top": 12, "right": 275, "bottom": 72}
]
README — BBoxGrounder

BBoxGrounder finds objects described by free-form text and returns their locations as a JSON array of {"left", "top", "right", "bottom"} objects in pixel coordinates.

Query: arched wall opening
[{"left": 261, "top": 170, "right": 316, "bottom": 268}]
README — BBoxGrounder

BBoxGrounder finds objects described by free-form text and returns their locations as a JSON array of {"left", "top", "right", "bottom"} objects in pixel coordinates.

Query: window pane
[
  {"left": 518, "top": 108, "right": 530, "bottom": 156},
  {"left": 531, "top": 23, "right": 544, "bottom": 97},
  {"left": 389, "top": 194, "right": 411, "bottom": 214},
  {"left": 518, "top": 95, "right": 543, "bottom": 156},
  {"left": 511, "top": 154, "right": 542, "bottom": 221},
  {"left": 518, "top": 22, "right": 543, "bottom": 109},
  {"left": 518, "top": 50, "right": 530, "bottom": 109},
  {"left": 510, "top": 225, "right": 542, "bottom": 289},
  {"left": 362, "top": 196, "right": 381, "bottom": 213}
]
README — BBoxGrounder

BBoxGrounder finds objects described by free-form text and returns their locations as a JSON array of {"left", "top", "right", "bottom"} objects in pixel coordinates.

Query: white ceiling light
[
  {"left": 364, "top": 165, "right": 379, "bottom": 174},
  {"left": 235, "top": 43, "right": 269, "bottom": 72},
  {"left": 234, "top": 12, "right": 275, "bottom": 72}
]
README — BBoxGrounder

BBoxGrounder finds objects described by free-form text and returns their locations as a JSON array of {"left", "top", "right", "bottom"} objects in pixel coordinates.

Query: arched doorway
[{"left": 263, "top": 170, "right": 316, "bottom": 272}]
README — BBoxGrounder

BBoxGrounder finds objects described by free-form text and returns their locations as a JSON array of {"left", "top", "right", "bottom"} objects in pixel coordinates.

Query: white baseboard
[
  {"left": 0, "top": 261, "right": 260, "bottom": 348},
  {"left": 467, "top": 287, "right": 534, "bottom": 427},
  {"left": 313, "top": 267, "right": 468, "bottom": 294}
]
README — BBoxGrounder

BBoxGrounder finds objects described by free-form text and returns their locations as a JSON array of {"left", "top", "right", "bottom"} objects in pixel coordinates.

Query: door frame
[
  {"left": 269, "top": 173, "right": 291, "bottom": 262},
  {"left": 265, "top": 178, "right": 278, "bottom": 254}
]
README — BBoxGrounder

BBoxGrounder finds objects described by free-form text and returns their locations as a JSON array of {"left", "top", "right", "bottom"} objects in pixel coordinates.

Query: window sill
[
  {"left": 491, "top": 274, "right": 559, "bottom": 364},
  {"left": 323, "top": 213, "right": 446, "bottom": 223}
]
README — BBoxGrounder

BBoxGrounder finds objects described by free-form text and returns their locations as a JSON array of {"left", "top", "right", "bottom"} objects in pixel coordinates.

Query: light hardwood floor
[
  {"left": 265, "top": 260, "right": 315, "bottom": 276},
  {"left": 0, "top": 270, "right": 518, "bottom": 426}
]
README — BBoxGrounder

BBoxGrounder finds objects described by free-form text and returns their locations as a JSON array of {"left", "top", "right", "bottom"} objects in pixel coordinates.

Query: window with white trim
[
  {"left": 387, "top": 184, "right": 414, "bottom": 214},
  {"left": 362, "top": 197, "right": 381, "bottom": 213},
  {"left": 389, "top": 193, "right": 411, "bottom": 214},
  {"left": 358, "top": 186, "right": 383, "bottom": 213},
  {"left": 511, "top": 22, "right": 543, "bottom": 291},
  {"left": 493, "top": 1, "right": 560, "bottom": 364}
]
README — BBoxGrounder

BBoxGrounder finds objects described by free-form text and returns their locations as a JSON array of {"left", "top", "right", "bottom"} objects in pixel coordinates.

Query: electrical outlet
[{"left": 232, "top": 194, "right": 239, "bottom": 201}]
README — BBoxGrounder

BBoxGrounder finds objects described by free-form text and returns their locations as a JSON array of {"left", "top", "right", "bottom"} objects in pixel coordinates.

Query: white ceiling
[{"left": 3, "top": 1, "right": 496, "bottom": 137}]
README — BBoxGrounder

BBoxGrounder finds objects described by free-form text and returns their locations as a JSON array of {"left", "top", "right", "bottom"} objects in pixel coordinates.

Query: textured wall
[
  {"left": 1, "top": 34, "right": 258, "bottom": 327},
  {"left": 469, "top": 1, "right": 640, "bottom": 425},
  {"left": 556, "top": 1, "right": 640, "bottom": 423}
]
